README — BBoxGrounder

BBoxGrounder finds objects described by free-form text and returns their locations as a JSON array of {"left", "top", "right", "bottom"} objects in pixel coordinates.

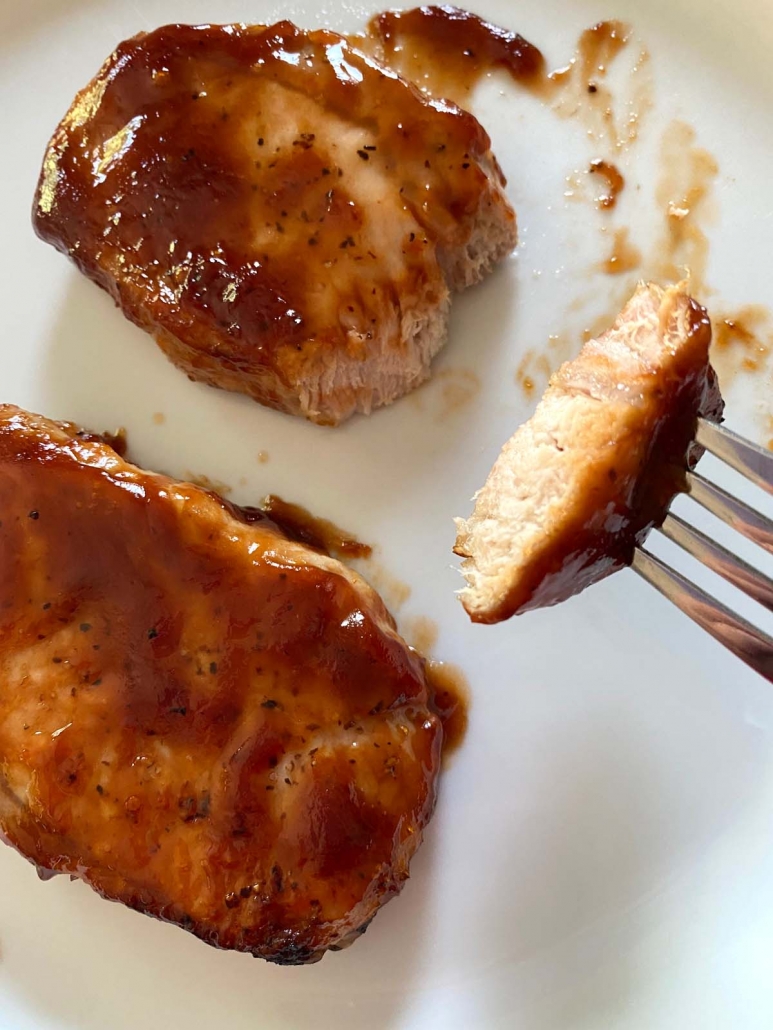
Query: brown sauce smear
[
  {"left": 363, "top": 9, "right": 634, "bottom": 134},
  {"left": 653, "top": 121, "right": 719, "bottom": 297},
  {"left": 412, "top": 367, "right": 482, "bottom": 420},
  {"left": 711, "top": 305, "right": 772, "bottom": 388},
  {"left": 713, "top": 308, "right": 771, "bottom": 372},
  {"left": 237, "top": 496, "right": 372, "bottom": 560},
  {"left": 362, "top": 6, "right": 545, "bottom": 106},
  {"left": 602, "top": 228, "right": 642, "bottom": 275},
  {"left": 589, "top": 159, "right": 625, "bottom": 209},
  {"left": 515, "top": 349, "right": 553, "bottom": 398},
  {"left": 545, "top": 21, "right": 629, "bottom": 109},
  {"left": 361, "top": 562, "right": 412, "bottom": 612},
  {"left": 425, "top": 661, "right": 469, "bottom": 760},
  {"left": 400, "top": 615, "right": 469, "bottom": 760},
  {"left": 514, "top": 334, "right": 577, "bottom": 400},
  {"left": 560, "top": 23, "right": 650, "bottom": 150},
  {"left": 574, "top": 21, "right": 629, "bottom": 89},
  {"left": 516, "top": 368, "right": 536, "bottom": 398},
  {"left": 403, "top": 614, "right": 439, "bottom": 655},
  {"left": 362, "top": 9, "right": 649, "bottom": 172}
]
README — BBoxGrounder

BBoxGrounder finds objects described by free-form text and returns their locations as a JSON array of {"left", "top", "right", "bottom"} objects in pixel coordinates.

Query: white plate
[{"left": 2, "top": 0, "right": 773, "bottom": 1027}]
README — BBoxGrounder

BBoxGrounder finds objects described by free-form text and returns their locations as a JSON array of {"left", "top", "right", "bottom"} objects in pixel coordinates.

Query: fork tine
[
  {"left": 687, "top": 471, "right": 773, "bottom": 553},
  {"left": 632, "top": 547, "right": 773, "bottom": 684},
  {"left": 696, "top": 419, "right": 773, "bottom": 496},
  {"left": 660, "top": 513, "right": 773, "bottom": 613}
]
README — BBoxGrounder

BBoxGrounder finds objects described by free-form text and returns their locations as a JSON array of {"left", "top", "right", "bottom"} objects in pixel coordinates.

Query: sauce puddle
[
  {"left": 426, "top": 660, "right": 470, "bottom": 762},
  {"left": 402, "top": 614, "right": 470, "bottom": 762},
  {"left": 236, "top": 495, "right": 372, "bottom": 560}
]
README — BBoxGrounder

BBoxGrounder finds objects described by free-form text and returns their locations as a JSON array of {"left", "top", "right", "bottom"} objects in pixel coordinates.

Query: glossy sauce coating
[
  {"left": 0, "top": 407, "right": 441, "bottom": 963},
  {"left": 33, "top": 21, "right": 510, "bottom": 423},
  {"left": 236, "top": 503, "right": 468, "bottom": 756}
]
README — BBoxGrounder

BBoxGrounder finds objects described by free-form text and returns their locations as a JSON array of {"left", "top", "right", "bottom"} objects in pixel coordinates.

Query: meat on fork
[
  {"left": 0, "top": 406, "right": 442, "bottom": 963},
  {"left": 454, "top": 282, "right": 724, "bottom": 622},
  {"left": 33, "top": 21, "right": 516, "bottom": 425}
]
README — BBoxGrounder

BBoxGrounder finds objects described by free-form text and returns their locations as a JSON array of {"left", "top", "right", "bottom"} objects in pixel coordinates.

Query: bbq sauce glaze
[
  {"left": 33, "top": 18, "right": 503, "bottom": 412},
  {"left": 0, "top": 408, "right": 449, "bottom": 962}
]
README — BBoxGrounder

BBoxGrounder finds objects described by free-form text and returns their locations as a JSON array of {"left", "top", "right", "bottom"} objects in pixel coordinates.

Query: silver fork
[{"left": 632, "top": 419, "right": 773, "bottom": 683}]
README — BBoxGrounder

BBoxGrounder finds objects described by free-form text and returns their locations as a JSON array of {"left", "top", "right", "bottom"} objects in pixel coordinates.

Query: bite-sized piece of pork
[
  {"left": 0, "top": 405, "right": 442, "bottom": 963},
  {"left": 32, "top": 21, "right": 516, "bottom": 425},
  {"left": 454, "top": 283, "right": 724, "bottom": 623}
]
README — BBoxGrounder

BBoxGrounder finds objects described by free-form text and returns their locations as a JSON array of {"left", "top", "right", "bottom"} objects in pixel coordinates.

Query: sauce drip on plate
[
  {"left": 237, "top": 496, "right": 372, "bottom": 560},
  {"left": 589, "top": 159, "right": 625, "bottom": 209},
  {"left": 426, "top": 661, "right": 470, "bottom": 760},
  {"left": 363, "top": 5, "right": 545, "bottom": 104}
]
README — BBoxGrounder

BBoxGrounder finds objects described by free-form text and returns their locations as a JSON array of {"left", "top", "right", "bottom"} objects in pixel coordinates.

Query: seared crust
[
  {"left": 33, "top": 22, "right": 516, "bottom": 424},
  {"left": 0, "top": 405, "right": 442, "bottom": 962},
  {"left": 454, "top": 283, "right": 724, "bottom": 622}
]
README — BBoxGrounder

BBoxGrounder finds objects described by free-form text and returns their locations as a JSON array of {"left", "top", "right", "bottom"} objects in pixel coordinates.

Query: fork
[{"left": 632, "top": 419, "right": 773, "bottom": 683}]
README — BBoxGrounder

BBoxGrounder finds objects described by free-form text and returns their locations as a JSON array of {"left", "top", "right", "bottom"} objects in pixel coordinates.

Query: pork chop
[
  {"left": 454, "top": 283, "right": 724, "bottom": 623},
  {"left": 0, "top": 405, "right": 442, "bottom": 963},
  {"left": 33, "top": 21, "right": 516, "bottom": 425}
]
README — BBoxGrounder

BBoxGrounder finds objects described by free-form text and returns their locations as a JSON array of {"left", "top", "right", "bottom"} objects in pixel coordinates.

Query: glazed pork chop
[
  {"left": 0, "top": 405, "right": 441, "bottom": 963},
  {"left": 33, "top": 21, "right": 516, "bottom": 425},
  {"left": 454, "top": 283, "right": 724, "bottom": 623}
]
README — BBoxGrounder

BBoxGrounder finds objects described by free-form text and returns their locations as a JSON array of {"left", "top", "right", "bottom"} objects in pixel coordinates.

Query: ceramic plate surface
[{"left": 2, "top": 0, "right": 773, "bottom": 1027}]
